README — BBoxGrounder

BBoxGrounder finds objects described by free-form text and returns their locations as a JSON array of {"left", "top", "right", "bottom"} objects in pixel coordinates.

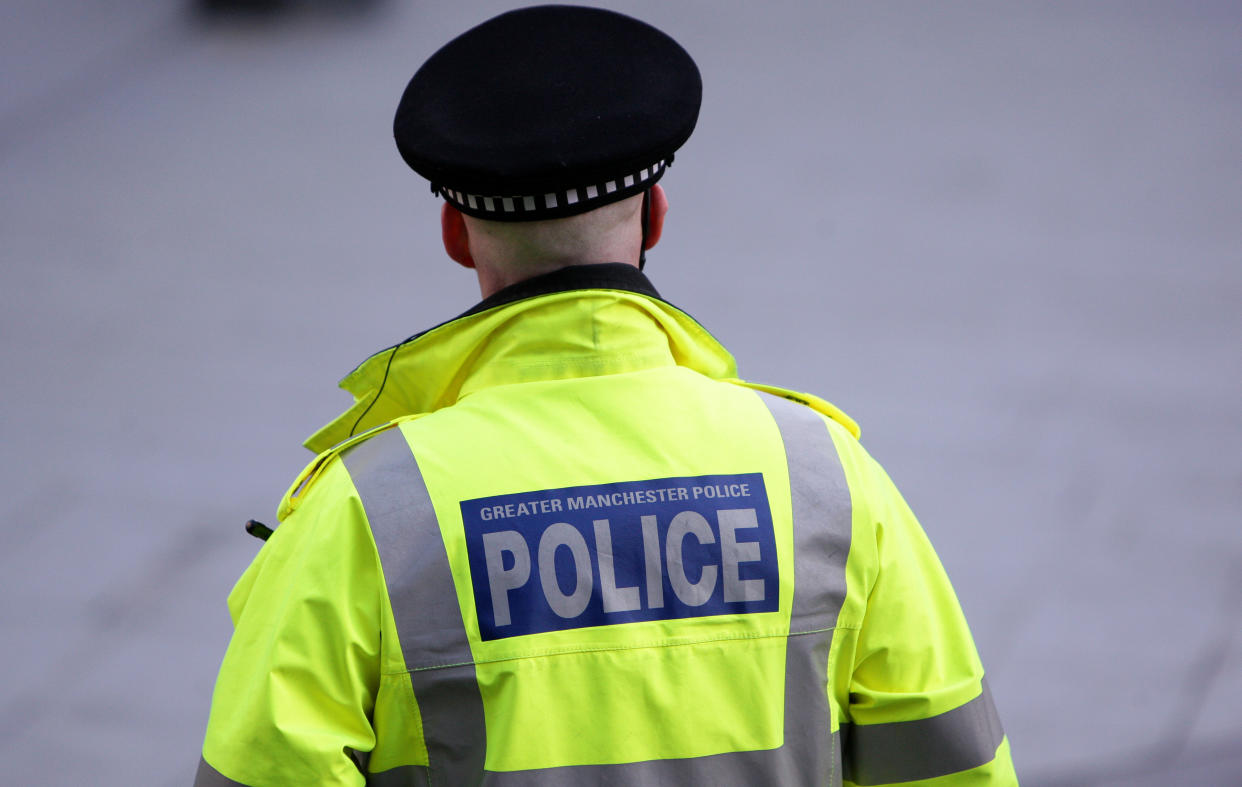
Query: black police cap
[{"left": 393, "top": 5, "right": 701, "bottom": 221}]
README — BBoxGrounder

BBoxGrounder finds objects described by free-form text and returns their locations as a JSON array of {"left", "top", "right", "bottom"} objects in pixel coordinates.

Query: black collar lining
[{"left": 458, "top": 262, "right": 662, "bottom": 320}]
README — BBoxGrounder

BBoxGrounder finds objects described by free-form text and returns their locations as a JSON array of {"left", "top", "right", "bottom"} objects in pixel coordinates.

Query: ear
[
  {"left": 441, "top": 203, "right": 476, "bottom": 269},
  {"left": 644, "top": 184, "right": 669, "bottom": 250}
]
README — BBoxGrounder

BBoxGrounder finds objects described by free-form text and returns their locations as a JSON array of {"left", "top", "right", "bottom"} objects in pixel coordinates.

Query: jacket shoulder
[
  {"left": 277, "top": 414, "right": 426, "bottom": 521},
  {"left": 724, "top": 378, "right": 860, "bottom": 440}
]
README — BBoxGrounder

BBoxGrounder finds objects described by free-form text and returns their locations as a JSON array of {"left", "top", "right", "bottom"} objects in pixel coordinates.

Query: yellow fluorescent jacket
[{"left": 198, "top": 264, "right": 1017, "bottom": 786}]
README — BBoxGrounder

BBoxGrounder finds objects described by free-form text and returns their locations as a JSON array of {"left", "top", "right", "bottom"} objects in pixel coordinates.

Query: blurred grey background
[{"left": 1, "top": 1, "right": 1239, "bottom": 784}]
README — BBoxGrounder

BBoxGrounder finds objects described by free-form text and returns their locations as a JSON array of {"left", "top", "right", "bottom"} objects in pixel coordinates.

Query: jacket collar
[
  {"left": 457, "top": 262, "right": 663, "bottom": 321},
  {"left": 304, "top": 263, "right": 737, "bottom": 453}
]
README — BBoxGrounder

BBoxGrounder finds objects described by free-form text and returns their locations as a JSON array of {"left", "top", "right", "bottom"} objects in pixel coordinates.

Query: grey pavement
[{"left": 1, "top": 1, "right": 1239, "bottom": 784}]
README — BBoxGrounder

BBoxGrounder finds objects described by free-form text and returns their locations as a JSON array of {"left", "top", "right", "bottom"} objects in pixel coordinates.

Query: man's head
[{"left": 392, "top": 6, "right": 699, "bottom": 291}]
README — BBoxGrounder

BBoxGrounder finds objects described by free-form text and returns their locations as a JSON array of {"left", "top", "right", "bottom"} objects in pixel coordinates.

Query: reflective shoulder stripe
[
  {"left": 341, "top": 427, "right": 485, "bottom": 785},
  {"left": 758, "top": 392, "right": 853, "bottom": 635},
  {"left": 193, "top": 757, "right": 247, "bottom": 787},
  {"left": 758, "top": 391, "right": 853, "bottom": 784},
  {"left": 840, "top": 678, "right": 1006, "bottom": 786}
]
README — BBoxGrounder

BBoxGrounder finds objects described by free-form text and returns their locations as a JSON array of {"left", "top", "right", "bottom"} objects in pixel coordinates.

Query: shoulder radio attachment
[{"left": 244, "top": 519, "right": 274, "bottom": 541}]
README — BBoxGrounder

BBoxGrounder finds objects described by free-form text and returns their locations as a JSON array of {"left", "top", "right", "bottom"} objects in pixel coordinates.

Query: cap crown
[{"left": 394, "top": 5, "right": 701, "bottom": 220}]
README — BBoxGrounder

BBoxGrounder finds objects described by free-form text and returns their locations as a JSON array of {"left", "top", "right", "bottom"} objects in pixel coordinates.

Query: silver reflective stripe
[
  {"left": 342, "top": 429, "right": 485, "bottom": 786},
  {"left": 193, "top": 757, "right": 247, "bottom": 787},
  {"left": 760, "top": 394, "right": 853, "bottom": 636},
  {"left": 759, "top": 392, "right": 854, "bottom": 785},
  {"left": 840, "top": 678, "right": 1006, "bottom": 785},
  {"left": 474, "top": 727, "right": 845, "bottom": 787},
  {"left": 195, "top": 755, "right": 430, "bottom": 786}
]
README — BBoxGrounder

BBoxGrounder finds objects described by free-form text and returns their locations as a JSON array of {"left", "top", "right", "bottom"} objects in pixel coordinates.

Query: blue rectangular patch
[{"left": 461, "top": 473, "right": 777, "bottom": 641}]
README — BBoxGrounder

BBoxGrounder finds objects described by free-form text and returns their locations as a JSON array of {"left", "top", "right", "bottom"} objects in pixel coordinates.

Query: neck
[
  {"left": 475, "top": 258, "right": 639, "bottom": 298},
  {"left": 461, "top": 195, "right": 647, "bottom": 297}
]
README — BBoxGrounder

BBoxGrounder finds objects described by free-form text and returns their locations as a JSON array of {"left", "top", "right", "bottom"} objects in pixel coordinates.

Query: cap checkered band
[{"left": 435, "top": 159, "right": 667, "bottom": 222}]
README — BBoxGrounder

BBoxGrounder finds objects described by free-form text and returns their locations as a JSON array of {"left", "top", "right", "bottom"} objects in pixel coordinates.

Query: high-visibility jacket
[{"left": 197, "top": 264, "right": 1017, "bottom": 786}]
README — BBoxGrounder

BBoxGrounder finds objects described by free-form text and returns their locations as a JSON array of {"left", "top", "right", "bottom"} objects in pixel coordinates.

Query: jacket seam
[{"left": 383, "top": 624, "right": 860, "bottom": 675}]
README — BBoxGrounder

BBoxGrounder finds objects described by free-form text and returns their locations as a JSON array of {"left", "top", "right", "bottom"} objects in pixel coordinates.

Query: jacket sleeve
[
  {"left": 836, "top": 443, "right": 1018, "bottom": 786},
  {"left": 197, "top": 459, "right": 383, "bottom": 786}
]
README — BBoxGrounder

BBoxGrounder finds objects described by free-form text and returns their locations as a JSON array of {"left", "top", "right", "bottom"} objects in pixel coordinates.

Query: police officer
[{"left": 197, "top": 6, "right": 1018, "bottom": 785}]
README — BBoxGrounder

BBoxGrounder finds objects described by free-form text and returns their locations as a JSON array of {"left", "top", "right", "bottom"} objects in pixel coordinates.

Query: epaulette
[
  {"left": 725, "top": 378, "right": 860, "bottom": 440},
  {"left": 276, "top": 415, "right": 425, "bottom": 521}
]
